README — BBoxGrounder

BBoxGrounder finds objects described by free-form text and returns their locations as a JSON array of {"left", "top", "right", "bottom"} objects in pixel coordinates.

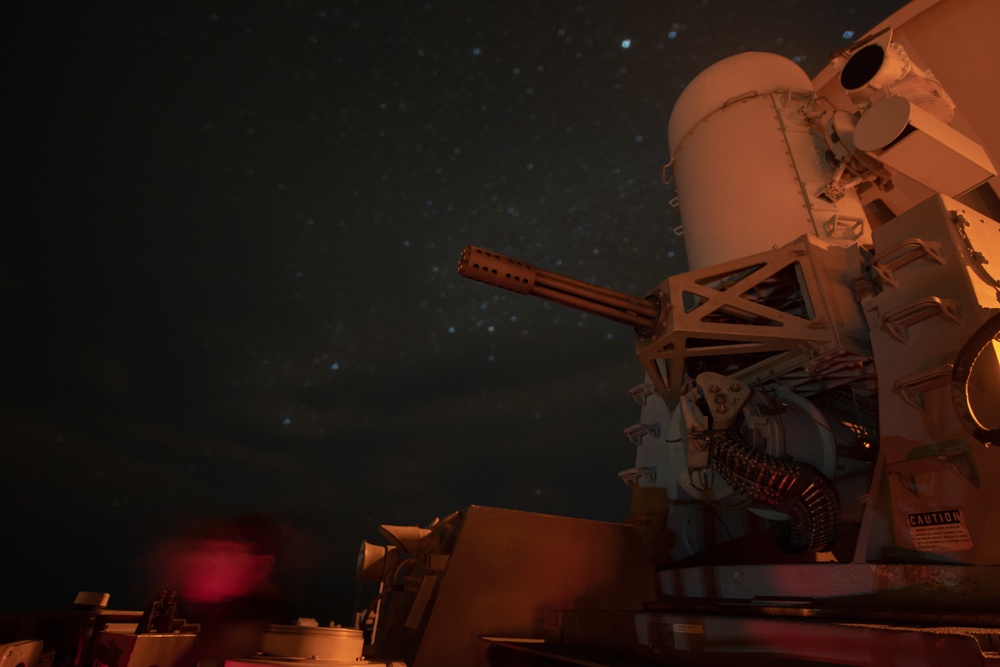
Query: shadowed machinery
[{"left": 4, "top": 1, "right": 999, "bottom": 666}]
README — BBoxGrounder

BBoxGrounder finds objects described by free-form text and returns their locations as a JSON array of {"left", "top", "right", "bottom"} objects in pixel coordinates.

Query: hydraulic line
[{"left": 708, "top": 429, "right": 839, "bottom": 552}]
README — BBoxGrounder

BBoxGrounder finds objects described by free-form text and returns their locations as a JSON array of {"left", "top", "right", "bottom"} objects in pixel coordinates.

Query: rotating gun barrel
[{"left": 458, "top": 245, "right": 661, "bottom": 332}]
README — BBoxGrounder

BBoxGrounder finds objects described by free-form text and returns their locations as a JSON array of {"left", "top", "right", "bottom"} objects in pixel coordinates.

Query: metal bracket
[
  {"left": 617, "top": 467, "right": 657, "bottom": 486},
  {"left": 624, "top": 423, "right": 660, "bottom": 446},
  {"left": 880, "top": 295, "right": 960, "bottom": 343},
  {"left": 870, "top": 236, "right": 945, "bottom": 287},
  {"left": 628, "top": 383, "right": 657, "bottom": 406},
  {"left": 893, "top": 364, "right": 953, "bottom": 411},
  {"left": 695, "top": 372, "right": 752, "bottom": 430}
]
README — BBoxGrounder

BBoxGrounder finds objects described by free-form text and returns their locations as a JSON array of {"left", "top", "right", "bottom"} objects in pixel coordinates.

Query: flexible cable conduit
[{"left": 709, "top": 429, "right": 839, "bottom": 552}]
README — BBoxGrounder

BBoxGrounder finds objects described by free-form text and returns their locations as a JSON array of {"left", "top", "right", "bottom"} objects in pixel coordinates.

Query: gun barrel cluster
[{"left": 458, "top": 245, "right": 659, "bottom": 331}]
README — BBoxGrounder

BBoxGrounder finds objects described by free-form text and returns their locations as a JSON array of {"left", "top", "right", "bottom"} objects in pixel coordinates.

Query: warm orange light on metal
[{"left": 458, "top": 245, "right": 660, "bottom": 331}]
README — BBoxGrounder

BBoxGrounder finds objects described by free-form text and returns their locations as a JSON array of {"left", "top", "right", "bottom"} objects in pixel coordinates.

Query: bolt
[
  {"left": 714, "top": 393, "right": 728, "bottom": 404},
  {"left": 709, "top": 384, "right": 720, "bottom": 392},
  {"left": 730, "top": 383, "right": 742, "bottom": 392},
  {"left": 716, "top": 405, "right": 728, "bottom": 413}
]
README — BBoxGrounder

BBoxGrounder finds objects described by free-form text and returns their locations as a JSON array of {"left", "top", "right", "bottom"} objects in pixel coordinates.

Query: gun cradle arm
[{"left": 458, "top": 245, "right": 661, "bottom": 332}]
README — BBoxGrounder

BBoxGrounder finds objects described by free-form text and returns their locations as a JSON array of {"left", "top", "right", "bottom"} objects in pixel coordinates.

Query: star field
[{"left": 3, "top": 0, "right": 908, "bottom": 622}]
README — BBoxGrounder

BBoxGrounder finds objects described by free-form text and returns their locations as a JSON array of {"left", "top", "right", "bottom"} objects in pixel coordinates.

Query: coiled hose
[{"left": 709, "top": 429, "right": 839, "bottom": 553}]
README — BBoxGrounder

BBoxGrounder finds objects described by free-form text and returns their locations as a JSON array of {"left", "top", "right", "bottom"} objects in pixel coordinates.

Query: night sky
[{"left": 4, "top": 0, "right": 907, "bottom": 623}]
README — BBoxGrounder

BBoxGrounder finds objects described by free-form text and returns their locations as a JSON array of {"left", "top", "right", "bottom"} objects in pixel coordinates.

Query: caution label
[{"left": 907, "top": 509, "right": 974, "bottom": 551}]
